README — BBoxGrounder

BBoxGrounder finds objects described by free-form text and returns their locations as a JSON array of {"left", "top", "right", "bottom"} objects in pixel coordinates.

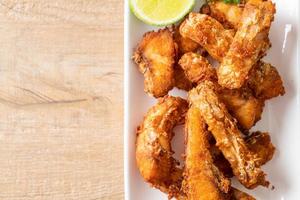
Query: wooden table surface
[{"left": 0, "top": 1, "right": 123, "bottom": 199}]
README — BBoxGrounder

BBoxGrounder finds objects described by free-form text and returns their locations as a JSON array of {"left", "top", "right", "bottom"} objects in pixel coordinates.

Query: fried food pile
[{"left": 133, "top": 0, "right": 284, "bottom": 199}]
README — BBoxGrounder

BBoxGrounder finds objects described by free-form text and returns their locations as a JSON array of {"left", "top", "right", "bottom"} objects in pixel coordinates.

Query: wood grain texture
[{"left": 0, "top": 0, "right": 123, "bottom": 199}]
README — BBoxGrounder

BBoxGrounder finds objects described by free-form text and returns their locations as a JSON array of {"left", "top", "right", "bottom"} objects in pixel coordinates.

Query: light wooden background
[{"left": 0, "top": 0, "right": 123, "bottom": 199}]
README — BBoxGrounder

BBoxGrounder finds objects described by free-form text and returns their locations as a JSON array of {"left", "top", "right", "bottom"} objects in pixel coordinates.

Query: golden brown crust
[
  {"left": 179, "top": 52, "right": 217, "bottom": 83},
  {"left": 183, "top": 106, "right": 230, "bottom": 200},
  {"left": 174, "top": 26, "right": 201, "bottom": 56},
  {"left": 173, "top": 25, "right": 206, "bottom": 91},
  {"left": 133, "top": 28, "right": 176, "bottom": 97},
  {"left": 135, "top": 96, "right": 188, "bottom": 196},
  {"left": 247, "top": 61, "right": 285, "bottom": 100},
  {"left": 174, "top": 65, "right": 194, "bottom": 91},
  {"left": 217, "top": 0, "right": 275, "bottom": 89},
  {"left": 210, "top": 154, "right": 229, "bottom": 180},
  {"left": 245, "top": 131, "right": 276, "bottom": 166},
  {"left": 210, "top": 144, "right": 234, "bottom": 178},
  {"left": 201, "top": 2, "right": 244, "bottom": 30},
  {"left": 219, "top": 88, "right": 264, "bottom": 130},
  {"left": 211, "top": 131, "right": 275, "bottom": 178},
  {"left": 188, "top": 81, "right": 268, "bottom": 189},
  {"left": 179, "top": 52, "right": 263, "bottom": 130},
  {"left": 180, "top": 13, "right": 235, "bottom": 62}
]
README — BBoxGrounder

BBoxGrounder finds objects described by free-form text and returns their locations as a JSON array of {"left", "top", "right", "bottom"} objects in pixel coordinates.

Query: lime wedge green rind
[{"left": 130, "top": 0, "right": 196, "bottom": 26}]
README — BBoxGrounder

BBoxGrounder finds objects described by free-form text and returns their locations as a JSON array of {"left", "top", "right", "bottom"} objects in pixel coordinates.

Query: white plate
[{"left": 124, "top": 1, "right": 300, "bottom": 199}]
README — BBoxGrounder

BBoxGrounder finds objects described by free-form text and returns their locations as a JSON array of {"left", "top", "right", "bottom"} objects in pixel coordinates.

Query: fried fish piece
[
  {"left": 180, "top": 7, "right": 282, "bottom": 96},
  {"left": 179, "top": 52, "right": 217, "bottom": 83},
  {"left": 211, "top": 131, "right": 275, "bottom": 178},
  {"left": 174, "top": 26, "right": 205, "bottom": 91},
  {"left": 174, "top": 65, "right": 194, "bottom": 91},
  {"left": 219, "top": 88, "right": 264, "bottom": 130},
  {"left": 179, "top": 53, "right": 284, "bottom": 103},
  {"left": 135, "top": 96, "right": 188, "bottom": 196},
  {"left": 180, "top": 13, "right": 235, "bottom": 62},
  {"left": 133, "top": 28, "right": 176, "bottom": 97},
  {"left": 247, "top": 61, "right": 285, "bottom": 100},
  {"left": 183, "top": 106, "right": 257, "bottom": 200},
  {"left": 217, "top": 0, "right": 275, "bottom": 89},
  {"left": 201, "top": 1, "right": 245, "bottom": 30},
  {"left": 183, "top": 105, "right": 230, "bottom": 200},
  {"left": 174, "top": 26, "right": 201, "bottom": 56},
  {"left": 188, "top": 81, "right": 268, "bottom": 189},
  {"left": 210, "top": 144, "right": 234, "bottom": 178},
  {"left": 179, "top": 53, "right": 263, "bottom": 130},
  {"left": 245, "top": 131, "right": 276, "bottom": 166}
]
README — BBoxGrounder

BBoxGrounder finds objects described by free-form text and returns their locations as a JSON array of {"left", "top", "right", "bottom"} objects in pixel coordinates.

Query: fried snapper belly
[
  {"left": 188, "top": 81, "right": 269, "bottom": 189},
  {"left": 135, "top": 96, "right": 188, "bottom": 198},
  {"left": 135, "top": 96, "right": 272, "bottom": 198},
  {"left": 217, "top": 0, "right": 275, "bottom": 89},
  {"left": 133, "top": 28, "right": 176, "bottom": 98},
  {"left": 183, "top": 103, "right": 257, "bottom": 199},
  {"left": 179, "top": 10, "right": 283, "bottom": 94},
  {"left": 179, "top": 52, "right": 263, "bottom": 130},
  {"left": 183, "top": 105, "right": 231, "bottom": 200}
]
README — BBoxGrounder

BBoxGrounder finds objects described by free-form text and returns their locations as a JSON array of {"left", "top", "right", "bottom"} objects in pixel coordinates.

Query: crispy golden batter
[
  {"left": 180, "top": 13, "right": 235, "bottom": 62},
  {"left": 247, "top": 61, "right": 285, "bottom": 100},
  {"left": 174, "top": 65, "right": 194, "bottom": 91},
  {"left": 201, "top": 1, "right": 244, "bottom": 30},
  {"left": 174, "top": 26, "right": 201, "bottom": 56},
  {"left": 179, "top": 51, "right": 282, "bottom": 94},
  {"left": 217, "top": 0, "right": 275, "bottom": 89},
  {"left": 210, "top": 144, "right": 234, "bottom": 178},
  {"left": 188, "top": 81, "right": 268, "bottom": 189},
  {"left": 135, "top": 96, "right": 188, "bottom": 196},
  {"left": 183, "top": 105, "right": 259, "bottom": 199},
  {"left": 183, "top": 106, "right": 230, "bottom": 200},
  {"left": 180, "top": 10, "right": 280, "bottom": 97},
  {"left": 174, "top": 26, "right": 206, "bottom": 91},
  {"left": 202, "top": 1, "right": 273, "bottom": 61},
  {"left": 220, "top": 88, "right": 264, "bottom": 130},
  {"left": 246, "top": 131, "right": 276, "bottom": 166},
  {"left": 173, "top": 65, "right": 195, "bottom": 92},
  {"left": 179, "top": 52, "right": 217, "bottom": 83},
  {"left": 211, "top": 131, "right": 275, "bottom": 178},
  {"left": 133, "top": 28, "right": 176, "bottom": 97},
  {"left": 179, "top": 52, "right": 263, "bottom": 130}
]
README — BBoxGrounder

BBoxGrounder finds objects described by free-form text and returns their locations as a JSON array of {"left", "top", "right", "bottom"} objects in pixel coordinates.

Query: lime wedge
[{"left": 130, "top": 0, "right": 195, "bottom": 26}]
